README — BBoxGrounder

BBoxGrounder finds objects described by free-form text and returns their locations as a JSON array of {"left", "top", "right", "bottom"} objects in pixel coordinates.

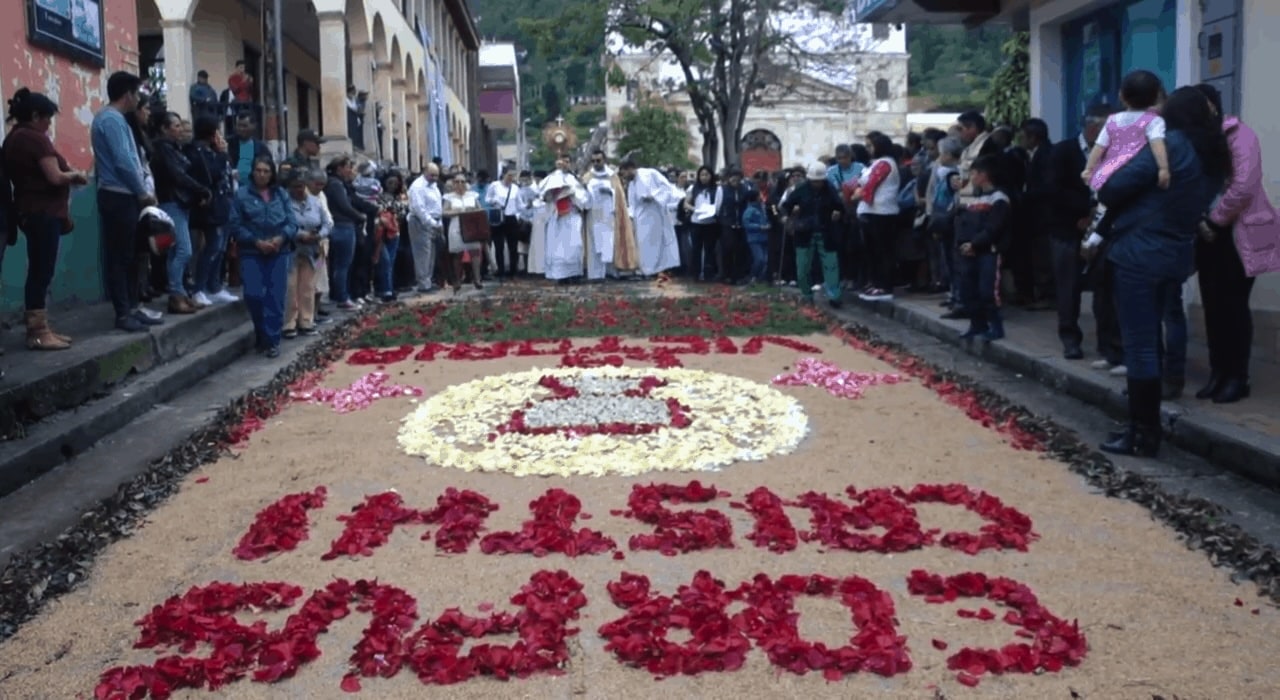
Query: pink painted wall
[
  {"left": 0, "top": 1, "right": 139, "bottom": 170},
  {"left": 0, "top": 2, "right": 139, "bottom": 312}
]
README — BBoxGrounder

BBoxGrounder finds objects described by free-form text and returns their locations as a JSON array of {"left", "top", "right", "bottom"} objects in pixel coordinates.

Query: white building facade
[{"left": 604, "top": 24, "right": 910, "bottom": 172}]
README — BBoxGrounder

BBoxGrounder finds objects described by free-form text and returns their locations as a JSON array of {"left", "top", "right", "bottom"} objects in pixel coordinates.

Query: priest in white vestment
[
  {"left": 619, "top": 160, "right": 682, "bottom": 277},
  {"left": 581, "top": 150, "right": 639, "bottom": 280},
  {"left": 539, "top": 161, "right": 588, "bottom": 281}
]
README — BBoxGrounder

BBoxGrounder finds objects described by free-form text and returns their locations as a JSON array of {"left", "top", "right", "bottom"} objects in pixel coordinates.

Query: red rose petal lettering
[
  {"left": 907, "top": 570, "right": 1087, "bottom": 684},
  {"left": 622, "top": 481, "right": 734, "bottom": 554},
  {"left": 233, "top": 486, "right": 328, "bottom": 561}
]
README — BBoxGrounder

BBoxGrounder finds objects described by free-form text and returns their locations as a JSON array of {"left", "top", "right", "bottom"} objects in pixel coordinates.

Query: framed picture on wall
[{"left": 26, "top": 0, "right": 105, "bottom": 68}]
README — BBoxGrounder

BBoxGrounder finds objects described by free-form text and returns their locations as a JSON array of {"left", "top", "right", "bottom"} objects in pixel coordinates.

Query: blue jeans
[
  {"left": 1112, "top": 262, "right": 1183, "bottom": 381},
  {"left": 194, "top": 225, "right": 228, "bottom": 295},
  {"left": 240, "top": 252, "right": 290, "bottom": 349},
  {"left": 1160, "top": 280, "right": 1187, "bottom": 382},
  {"left": 17, "top": 213, "right": 64, "bottom": 310},
  {"left": 159, "top": 202, "right": 193, "bottom": 297},
  {"left": 747, "top": 239, "right": 768, "bottom": 281},
  {"left": 375, "top": 235, "right": 400, "bottom": 297},
  {"left": 328, "top": 221, "right": 356, "bottom": 303},
  {"left": 957, "top": 251, "right": 1000, "bottom": 329}
]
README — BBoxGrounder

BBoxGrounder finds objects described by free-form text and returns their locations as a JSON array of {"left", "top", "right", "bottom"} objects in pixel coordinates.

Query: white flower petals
[{"left": 397, "top": 367, "right": 809, "bottom": 478}]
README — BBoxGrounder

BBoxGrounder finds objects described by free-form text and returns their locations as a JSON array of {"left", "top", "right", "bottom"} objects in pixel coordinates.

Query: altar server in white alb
[
  {"left": 618, "top": 159, "right": 682, "bottom": 277},
  {"left": 540, "top": 158, "right": 588, "bottom": 282}
]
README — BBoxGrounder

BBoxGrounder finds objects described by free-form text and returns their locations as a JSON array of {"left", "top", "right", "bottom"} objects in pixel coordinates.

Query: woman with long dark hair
[
  {"left": 1, "top": 88, "right": 88, "bottom": 350},
  {"left": 683, "top": 166, "right": 720, "bottom": 281},
  {"left": 1098, "top": 86, "right": 1232, "bottom": 457},
  {"left": 374, "top": 171, "right": 409, "bottom": 302},
  {"left": 149, "top": 110, "right": 210, "bottom": 314},
  {"left": 229, "top": 157, "right": 297, "bottom": 357},
  {"left": 1192, "top": 83, "right": 1280, "bottom": 403},
  {"left": 854, "top": 132, "right": 901, "bottom": 301},
  {"left": 125, "top": 94, "right": 165, "bottom": 317},
  {"left": 187, "top": 116, "right": 236, "bottom": 306},
  {"left": 323, "top": 155, "right": 366, "bottom": 310}
]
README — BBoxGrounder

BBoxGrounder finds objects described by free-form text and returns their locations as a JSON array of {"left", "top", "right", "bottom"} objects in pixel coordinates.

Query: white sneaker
[
  {"left": 1090, "top": 360, "right": 1112, "bottom": 370},
  {"left": 811, "top": 284, "right": 822, "bottom": 292},
  {"left": 212, "top": 290, "right": 239, "bottom": 303},
  {"left": 135, "top": 305, "right": 163, "bottom": 321},
  {"left": 191, "top": 291, "right": 213, "bottom": 307},
  {"left": 1109, "top": 365, "right": 1128, "bottom": 376}
]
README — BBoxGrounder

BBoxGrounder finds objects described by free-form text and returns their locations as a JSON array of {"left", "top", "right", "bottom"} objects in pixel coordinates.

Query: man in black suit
[
  {"left": 1046, "top": 104, "right": 1119, "bottom": 361},
  {"left": 1011, "top": 119, "right": 1051, "bottom": 308}
]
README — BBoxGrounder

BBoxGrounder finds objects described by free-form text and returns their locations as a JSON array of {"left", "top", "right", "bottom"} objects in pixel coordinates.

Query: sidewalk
[{"left": 842, "top": 290, "right": 1280, "bottom": 490}]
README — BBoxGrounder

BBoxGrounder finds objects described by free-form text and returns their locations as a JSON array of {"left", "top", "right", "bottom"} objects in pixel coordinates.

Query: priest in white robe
[
  {"left": 619, "top": 160, "right": 682, "bottom": 277},
  {"left": 581, "top": 150, "right": 639, "bottom": 280},
  {"left": 539, "top": 161, "right": 588, "bottom": 281}
]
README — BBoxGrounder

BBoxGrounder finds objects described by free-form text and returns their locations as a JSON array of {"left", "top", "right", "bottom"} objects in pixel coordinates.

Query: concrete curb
[
  {"left": 0, "top": 302, "right": 248, "bottom": 438},
  {"left": 0, "top": 312, "right": 255, "bottom": 496},
  {"left": 840, "top": 297, "right": 1280, "bottom": 489}
]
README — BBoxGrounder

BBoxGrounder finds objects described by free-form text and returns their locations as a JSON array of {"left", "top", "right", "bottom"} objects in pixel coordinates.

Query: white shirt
[
  {"left": 689, "top": 186, "right": 720, "bottom": 224},
  {"left": 1095, "top": 110, "right": 1167, "bottom": 148},
  {"left": 408, "top": 175, "right": 443, "bottom": 229},
  {"left": 486, "top": 180, "right": 520, "bottom": 216}
]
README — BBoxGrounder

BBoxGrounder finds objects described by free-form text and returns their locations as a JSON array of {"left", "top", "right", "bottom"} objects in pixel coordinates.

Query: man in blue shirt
[
  {"left": 226, "top": 114, "right": 272, "bottom": 187},
  {"left": 92, "top": 71, "right": 160, "bottom": 332},
  {"left": 189, "top": 70, "right": 219, "bottom": 123}
]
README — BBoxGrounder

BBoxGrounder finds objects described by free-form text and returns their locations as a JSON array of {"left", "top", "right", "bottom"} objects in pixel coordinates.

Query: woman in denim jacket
[{"left": 229, "top": 157, "right": 297, "bottom": 358}]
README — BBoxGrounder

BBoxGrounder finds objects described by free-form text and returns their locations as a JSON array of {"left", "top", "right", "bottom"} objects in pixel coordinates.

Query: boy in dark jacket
[{"left": 955, "top": 155, "right": 1012, "bottom": 341}]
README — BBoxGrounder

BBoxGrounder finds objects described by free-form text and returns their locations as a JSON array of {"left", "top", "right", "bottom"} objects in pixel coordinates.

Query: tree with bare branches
[{"left": 524, "top": 0, "right": 876, "bottom": 170}]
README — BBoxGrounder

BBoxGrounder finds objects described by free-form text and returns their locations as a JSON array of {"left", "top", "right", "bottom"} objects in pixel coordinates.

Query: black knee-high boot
[{"left": 1101, "top": 378, "right": 1162, "bottom": 458}]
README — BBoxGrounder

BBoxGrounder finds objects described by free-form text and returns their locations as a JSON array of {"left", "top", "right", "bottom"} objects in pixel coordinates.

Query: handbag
[{"left": 459, "top": 209, "right": 491, "bottom": 243}]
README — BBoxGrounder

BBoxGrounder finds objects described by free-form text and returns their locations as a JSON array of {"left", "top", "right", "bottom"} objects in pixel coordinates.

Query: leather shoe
[
  {"left": 1195, "top": 374, "right": 1223, "bottom": 400},
  {"left": 1100, "top": 425, "right": 1160, "bottom": 458},
  {"left": 1212, "top": 378, "right": 1250, "bottom": 404},
  {"left": 1063, "top": 344, "right": 1084, "bottom": 360}
]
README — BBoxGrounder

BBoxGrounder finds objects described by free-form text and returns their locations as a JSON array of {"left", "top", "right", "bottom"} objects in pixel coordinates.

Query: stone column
[
  {"left": 159, "top": 19, "right": 196, "bottom": 120},
  {"left": 374, "top": 62, "right": 393, "bottom": 161},
  {"left": 417, "top": 96, "right": 430, "bottom": 165},
  {"left": 392, "top": 77, "right": 407, "bottom": 166},
  {"left": 350, "top": 41, "right": 376, "bottom": 156},
  {"left": 404, "top": 91, "right": 421, "bottom": 170},
  {"left": 315, "top": 11, "right": 351, "bottom": 157}
]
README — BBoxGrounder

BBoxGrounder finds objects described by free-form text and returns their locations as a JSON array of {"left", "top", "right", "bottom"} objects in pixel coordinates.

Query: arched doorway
[{"left": 740, "top": 129, "right": 782, "bottom": 175}]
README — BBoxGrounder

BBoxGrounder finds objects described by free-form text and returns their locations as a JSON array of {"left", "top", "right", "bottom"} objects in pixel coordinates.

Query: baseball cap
[{"left": 297, "top": 129, "right": 327, "bottom": 145}]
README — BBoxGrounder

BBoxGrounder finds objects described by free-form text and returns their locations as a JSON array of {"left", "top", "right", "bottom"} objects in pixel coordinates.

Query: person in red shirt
[
  {"left": 2, "top": 88, "right": 89, "bottom": 350},
  {"left": 228, "top": 60, "right": 253, "bottom": 103}
]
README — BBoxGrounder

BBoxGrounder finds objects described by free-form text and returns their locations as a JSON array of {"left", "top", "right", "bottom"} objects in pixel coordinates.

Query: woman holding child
[{"left": 1096, "top": 84, "right": 1232, "bottom": 457}]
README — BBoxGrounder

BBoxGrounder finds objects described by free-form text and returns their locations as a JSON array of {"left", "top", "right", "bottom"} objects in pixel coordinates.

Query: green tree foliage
[
  {"left": 984, "top": 32, "right": 1031, "bottom": 128},
  {"left": 614, "top": 99, "right": 694, "bottom": 169},
  {"left": 907, "top": 25, "right": 1009, "bottom": 112},
  {"left": 523, "top": 0, "right": 857, "bottom": 169},
  {"left": 472, "top": 0, "right": 604, "bottom": 147}
]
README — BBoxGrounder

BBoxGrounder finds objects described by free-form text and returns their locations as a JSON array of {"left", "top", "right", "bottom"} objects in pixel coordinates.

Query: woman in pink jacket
[{"left": 1193, "top": 83, "right": 1280, "bottom": 403}]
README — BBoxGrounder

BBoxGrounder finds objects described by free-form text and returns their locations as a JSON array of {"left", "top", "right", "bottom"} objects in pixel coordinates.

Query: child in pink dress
[{"left": 1080, "top": 70, "right": 1170, "bottom": 241}]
